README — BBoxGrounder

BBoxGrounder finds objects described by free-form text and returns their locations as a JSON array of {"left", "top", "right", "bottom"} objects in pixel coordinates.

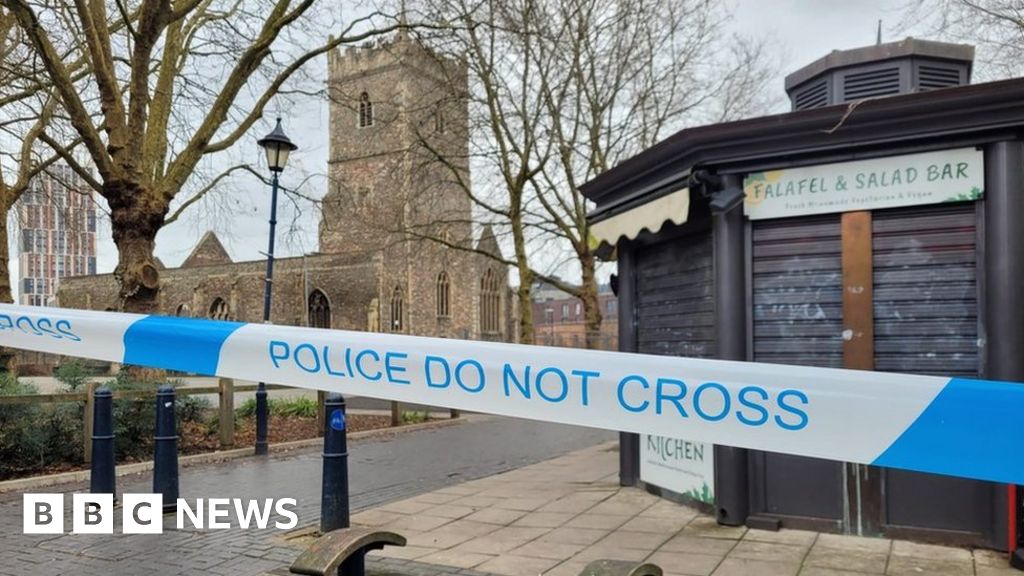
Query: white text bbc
[{"left": 23, "top": 493, "right": 299, "bottom": 534}]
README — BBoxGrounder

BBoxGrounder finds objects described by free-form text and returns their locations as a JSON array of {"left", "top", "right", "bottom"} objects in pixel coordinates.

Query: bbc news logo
[{"left": 24, "top": 494, "right": 298, "bottom": 534}]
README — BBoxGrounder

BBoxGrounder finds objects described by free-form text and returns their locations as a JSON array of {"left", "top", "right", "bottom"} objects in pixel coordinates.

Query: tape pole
[{"left": 1, "top": 303, "right": 1022, "bottom": 484}]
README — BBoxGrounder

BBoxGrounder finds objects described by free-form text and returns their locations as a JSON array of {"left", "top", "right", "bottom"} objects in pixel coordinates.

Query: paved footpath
[
  {"left": 0, "top": 417, "right": 1015, "bottom": 576},
  {"left": 360, "top": 442, "right": 1018, "bottom": 576},
  {"left": 0, "top": 415, "right": 612, "bottom": 575}
]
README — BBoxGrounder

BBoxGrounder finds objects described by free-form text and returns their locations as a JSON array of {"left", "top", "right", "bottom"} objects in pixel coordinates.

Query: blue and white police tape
[{"left": 1, "top": 303, "right": 1022, "bottom": 484}]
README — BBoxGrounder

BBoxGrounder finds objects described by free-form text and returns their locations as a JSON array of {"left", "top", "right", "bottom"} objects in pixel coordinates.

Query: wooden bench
[
  {"left": 579, "top": 559, "right": 663, "bottom": 576},
  {"left": 288, "top": 527, "right": 407, "bottom": 576}
]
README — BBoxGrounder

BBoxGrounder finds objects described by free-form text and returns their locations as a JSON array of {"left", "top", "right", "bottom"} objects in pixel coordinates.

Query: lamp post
[{"left": 255, "top": 117, "right": 297, "bottom": 455}]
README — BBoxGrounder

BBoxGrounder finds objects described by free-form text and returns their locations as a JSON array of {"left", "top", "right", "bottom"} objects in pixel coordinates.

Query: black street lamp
[{"left": 254, "top": 117, "right": 298, "bottom": 455}]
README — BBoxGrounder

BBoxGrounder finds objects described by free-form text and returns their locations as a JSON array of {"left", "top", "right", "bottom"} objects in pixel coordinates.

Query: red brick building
[
  {"left": 18, "top": 164, "right": 98, "bottom": 306},
  {"left": 532, "top": 281, "right": 618, "bottom": 350}
]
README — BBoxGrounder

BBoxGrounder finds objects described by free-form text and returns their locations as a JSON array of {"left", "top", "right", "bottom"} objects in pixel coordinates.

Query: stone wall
[
  {"left": 50, "top": 34, "right": 516, "bottom": 375},
  {"left": 59, "top": 252, "right": 381, "bottom": 332}
]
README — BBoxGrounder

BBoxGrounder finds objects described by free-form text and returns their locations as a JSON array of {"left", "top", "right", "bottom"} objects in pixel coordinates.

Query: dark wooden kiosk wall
[{"left": 583, "top": 39, "right": 1024, "bottom": 549}]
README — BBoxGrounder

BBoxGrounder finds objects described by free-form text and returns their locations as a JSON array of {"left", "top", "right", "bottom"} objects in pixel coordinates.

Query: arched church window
[
  {"left": 358, "top": 92, "right": 374, "bottom": 128},
  {"left": 309, "top": 289, "right": 331, "bottom": 329},
  {"left": 209, "top": 297, "right": 229, "bottom": 320},
  {"left": 390, "top": 285, "right": 404, "bottom": 332},
  {"left": 175, "top": 304, "right": 191, "bottom": 317},
  {"left": 436, "top": 271, "right": 450, "bottom": 318},
  {"left": 480, "top": 269, "right": 500, "bottom": 334}
]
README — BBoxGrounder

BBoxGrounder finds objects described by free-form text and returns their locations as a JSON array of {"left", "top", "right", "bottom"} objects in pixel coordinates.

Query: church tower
[
  {"left": 323, "top": 34, "right": 505, "bottom": 340},
  {"left": 322, "top": 34, "right": 471, "bottom": 255},
  {"left": 55, "top": 34, "right": 512, "bottom": 348}
]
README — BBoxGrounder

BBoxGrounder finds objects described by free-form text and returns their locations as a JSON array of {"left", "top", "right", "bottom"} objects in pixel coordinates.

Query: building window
[
  {"left": 390, "top": 285, "right": 404, "bottom": 332},
  {"left": 561, "top": 303, "right": 569, "bottom": 322},
  {"left": 309, "top": 289, "right": 331, "bottom": 329},
  {"left": 209, "top": 297, "right": 229, "bottom": 320},
  {"left": 606, "top": 299, "right": 616, "bottom": 314},
  {"left": 358, "top": 92, "right": 374, "bottom": 128},
  {"left": 575, "top": 302, "right": 581, "bottom": 319},
  {"left": 175, "top": 304, "right": 191, "bottom": 317},
  {"left": 436, "top": 271, "right": 450, "bottom": 318},
  {"left": 480, "top": 269, "right": 500, "bottom": 334}
]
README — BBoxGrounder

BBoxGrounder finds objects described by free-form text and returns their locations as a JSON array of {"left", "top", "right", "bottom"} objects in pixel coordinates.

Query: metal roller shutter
[
  {"left": 873, "top": 204, "right": 979, "bottom": 376},
  {"left": 751, "top": 215, "right": 844, "bottom": 522},
  {"left": 874, "top": 203, "right": 992, "bottom": 542},
  {"left": 635, "top": 234, "right": 715, "bottom": 358}
]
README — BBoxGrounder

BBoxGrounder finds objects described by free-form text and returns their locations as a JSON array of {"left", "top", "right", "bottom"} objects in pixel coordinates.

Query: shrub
[
  {"left": 176, "top": 393, "right": 212, "bottom": 424},
  {"left": 0, "top": 375, "right": 44, "bottom": 477},
  {"left": 103, "top": 376, "right": 214, "bottom": 460},
  {"left": 236, "top": 396, "right": 319, "bottom": 419},
  {"left": 236, "top": 398, "right": 257, "bottom": 419},
  {"left": 0, "top": 375, "right": 83, "bottom": 479},
  {"left": 273, "top": 397, "right": 318, "bottom": 418},
  {"left": 104, "top": 374, "right": 155, "bottom": 461},
  {"left": 401, "top": 410, "right": 430, "bottom": 424},
  {"left": 44, "top": 402, "right": 84, "bottom": 465},
  {"left": 0, "top": 374, "right": 219, "bottom": 479},
  {"left": 54, "top": 360, "right": 89, "bottom": 392}
]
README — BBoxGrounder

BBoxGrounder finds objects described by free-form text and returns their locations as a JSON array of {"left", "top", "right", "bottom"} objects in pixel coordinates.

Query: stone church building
[{"left": 58, "top": 34, "right": 513, "bottom": 343}]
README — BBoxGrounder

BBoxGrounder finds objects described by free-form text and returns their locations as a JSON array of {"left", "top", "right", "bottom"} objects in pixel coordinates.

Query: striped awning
[{"left": 589, "top": 188, "right": 690, "bottom": 257}]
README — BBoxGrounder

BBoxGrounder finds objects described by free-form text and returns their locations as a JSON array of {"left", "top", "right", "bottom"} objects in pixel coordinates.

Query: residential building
[
  {"left": 18, "top": 164, "right": 97, "bottom": 306},
  {"left": 532, "top": 280, "right": 617, "bottom": 349}
]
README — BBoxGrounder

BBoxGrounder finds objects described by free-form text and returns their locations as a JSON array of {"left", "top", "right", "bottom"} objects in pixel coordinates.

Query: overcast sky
[
  {"left": 12, "top": 0, "right": 937, "bottom": 298},
  {"left": 733, "top": 0, "right": 917, "bottom": 77}
]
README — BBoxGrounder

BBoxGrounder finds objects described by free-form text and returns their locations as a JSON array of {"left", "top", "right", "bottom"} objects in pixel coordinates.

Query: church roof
[
  {"left": 475, "top": 224, "right": 502, "bottom": 259},
  {"left": 181, "top": 231, "right": 233, "bottom": 268}
]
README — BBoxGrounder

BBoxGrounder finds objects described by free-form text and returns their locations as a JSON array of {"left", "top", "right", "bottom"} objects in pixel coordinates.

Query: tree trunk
[
  {"left": 108, "top": 184, "right": 164, "bottom": 314},
  {"left": 516, "top": 268, "right": 534, "bottom": 345},
  {"left": 108, "top": 184, "right": 166, "bottom": 382},
  {"left": 510, "top": 207, "right": 534, "bottom": 344},
  {"left": 0, "top": 208, "right": 13, "bottom": 305},
  {"left": 580, "top": 247, "right": 603, "bottom": 349},
  {"left": 0, "top": 206, "right": 17, "bottom": 373}
]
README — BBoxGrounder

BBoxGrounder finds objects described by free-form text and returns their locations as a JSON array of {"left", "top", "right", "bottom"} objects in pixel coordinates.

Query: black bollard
[
  {"left": 321, "top": 393, "right": 363, "bottom": 576},
  {"left": 255, "top": 383, "right": 269, "bottom": 455},
  {"left": 90, "top": 387, "right": 116, "bottom": 499},
  {"left": 321, "top": 393, "right": 350, "bottom": 533},
  {"left": 153, "top": 385, "right": 179, "bottom": 513}
]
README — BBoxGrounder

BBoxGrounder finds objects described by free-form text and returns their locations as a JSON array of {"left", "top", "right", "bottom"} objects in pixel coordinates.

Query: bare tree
[
  {"left": 1, "top": 0, "right": 406, "bottom": 313},
  {"left": 0, "top": 7, "right": 84, "bottom": 306},
  {"left": 902, "top": 0, "right": 1024, "bottom": 79},
  {"left": 0, "top": 7, "right": 92, "bottom": 372},
  {"left": 404, "top": 0, "right": 776, "bottom": 347}
]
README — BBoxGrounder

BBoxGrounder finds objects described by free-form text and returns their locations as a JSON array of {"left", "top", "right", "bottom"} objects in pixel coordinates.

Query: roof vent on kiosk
[{"left": 785, "top": 38, "right": 974, "bottom": 111}]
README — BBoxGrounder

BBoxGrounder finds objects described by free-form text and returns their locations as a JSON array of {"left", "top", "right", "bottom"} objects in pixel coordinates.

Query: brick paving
[
  {"left": 0, "top": 419, "right": 1013, "bottom": 576},
  {"left": 361, "top": 442, "right": 1019, "bottom": 576},
  {"left": 0, "top": 416, "right": 611, "bottom": 575},
  {"left": 370, "top": 557, "right": 496, "bottom": 576}
]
